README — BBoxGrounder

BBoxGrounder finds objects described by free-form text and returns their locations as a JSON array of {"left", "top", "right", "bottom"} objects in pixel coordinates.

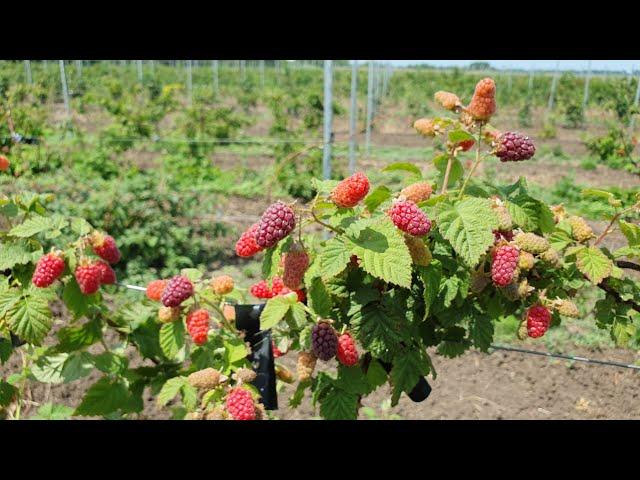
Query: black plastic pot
[{"left": 233, "top": 304, "right": 278, "bottom": 410}]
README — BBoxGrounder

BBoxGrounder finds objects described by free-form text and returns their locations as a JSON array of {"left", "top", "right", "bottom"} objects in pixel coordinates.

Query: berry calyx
[
  {"left": 466, "top": 78, "right": 496, "bottom": 121},
  {"left": 387, "top": 200, "right": 432, "bottom": 237},
  {"left": 311, "top": 321, "right": 338, "bottom": 361},
  {"left": 495, "top": 132, "right": 536, "bottom": 162},
  {"left": 145, "top": 279, "right": 167, "bottom": 301},
  {"left": 161, "top": 275, "right": 194, "bottom": 307},
  {"left": 225, "top": 387, "right": 256, "bottom": 421},
  {"left": 186, "top": 309, "right": 210, "bottom": 345},
  {"left": 491, "top": 245, "right": 520, "bottom": 287},
  {"left": 210, "top": 275, "right": 234, "bottom": 295},
  {"left": 90, "top": 232, "right": 121, "bottom": 265},
  {"left": 96, "top": 261, "right": 116, "bottom": 285},
  {"left": 526, "top": 305, "right": 551, "bottom": 338},
  {"left": 336, "top": 332, "right": 359, "bottom": 366},
  {"left": 32, "top": 252, "right": 65, "bottom": 288},
  {"left": 282, "top": 244, "right": 309, "bottom": 289},
  {"left": 254, "top": 201, "right": 296, "bottom": 249},
  {"left": 330, "top": 172, "right": 370, "bottom": 208},
  {"left": 235, "top": 223, "right": 263, "bottom": 258},
  {"left": 75, "top": 261, "right": 103, "bottom": 295}
]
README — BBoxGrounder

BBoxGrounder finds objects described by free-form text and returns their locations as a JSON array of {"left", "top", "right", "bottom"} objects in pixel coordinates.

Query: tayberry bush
[{"left": 1, "top": 77, "right": 639, "bottom": 420}]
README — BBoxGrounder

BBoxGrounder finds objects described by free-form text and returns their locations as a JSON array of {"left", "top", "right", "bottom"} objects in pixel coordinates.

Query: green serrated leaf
[
  {"left": 437, "top": 198, "right": 498, "bottom": 267},
  {"left": 576, "top": 247, "right": 613, "bottom": 285},
  {"left": 181, "top": 383, "right": 198, "bottom": 411},
  {"left": 620, "top": 220, "right": 640, "bottom": 247},
  {"left": 74, "top": 377, "right": 130, "bottom": 416},
  {"left": 470, "top": 314, "right": 493, "bottom": 352},
  {"left": 56, "top": 317, "right": 102, "bottom": 352},
  {"left": 448, "top": 129, "right": 475, "bottom": 143},
  {"left": 70, "top": 217, "right": 93, "bottom": 236},
  {"left": 365, "top": 360, "right": 388, "bottom": 389},
  {"left": 7, "top": 293, "right": 53, "bottom": 345},
  {"left": 381, "top": 162, "right": 422, "bottom": 178},
  {"left": 0, "top": 241, "right": 33, "bottom": 270},
  {"left": 364, "top": 185, "right": 392, "bottom": 213},
  {"left": 351, "top": 306, "right": 402, "bottom": 359},
  {"left": 306, "top": 276, "right": 332, "bottom": 318},
  {"left": 434, "top": 155, "right": 463, "bottom": 188},
  {"left": 159, "top": 321, "right": 185, "bottom": 360},
  {"left": 0, "top": 381, "right": 17, "bottom": 407},
  {"left": 224, "top": 336, "right": 249, "bottom": 364},
  {"left": 92, "top": 352, "right": 129, "bottom": 375},
  {"left": 418, "top": 261, "right": 442, "bottom": 318},
  {"left": 319, "top": 237, "right": 351, "bottom": 280},
  {"left": 346, "top": 218, "right": 412, "bottom": 288},
  {"left": 30, "top": 403, "right": 75, "bottom": 420},
  {"left": 319, "top": 388, "right": 358, "bottom": 420},
  {"left": 260, "top": 295, "right": 294, "bottom": 330},
  {"left": 390, "top": 349, "right": 431, "bottom": 405},
  {"left": 9, "top": 214, "right": 67, "bottom": 238},
  {"left": 157, "top": 376, "right": 187, "bottom": 406}
]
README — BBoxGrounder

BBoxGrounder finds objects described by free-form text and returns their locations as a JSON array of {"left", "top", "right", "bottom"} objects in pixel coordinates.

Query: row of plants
[{"left": 2, "top": 77, "right": 638, "bottom": 420}]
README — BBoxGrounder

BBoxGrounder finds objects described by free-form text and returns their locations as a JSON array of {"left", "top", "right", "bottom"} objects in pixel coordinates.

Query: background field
[{"left": 1, "top": 60, "right": 639, "bottom": 419}]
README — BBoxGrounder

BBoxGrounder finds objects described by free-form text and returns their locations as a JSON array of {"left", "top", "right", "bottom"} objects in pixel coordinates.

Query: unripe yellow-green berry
[
  {"left": 518, "top": 251, "right": 535, "bottom": 271},
  {"left": 550, "top": 204, "right": 567, "bottom": 224},
  {"left": 188, "top": 368, "right": 223, "bottom": 390},
  {"left": 567, "top": 216, "right": 594, "bottom": 243},
  {"left": 517, "top": 320, "right": 529, "bottom": 340},
  {"left": 539, "top": 248, "right": 561, "bottom": 267},
  {"left": 275, "top": 365, "right": 295, "bottom": 384},
  {"left": 490, "top": 198, "right": 513, "bottom": 231},
  {"left": 158, "top": 306, "right": 181, "bottom": 323},
  {"left": 232, "top": 367, "right": 257, "bottom": 385},
  {"left": 514, "top": 232, "right": 550, "bottom": 254},
  {"left": 297, "top": 351, "right": 317, "bottom": 382},
  {"left": 404, "top": 235, "right": 432, "bottom": 267},
  {"left": 554, "top": 299, "right": 580, "bottom": 318}
]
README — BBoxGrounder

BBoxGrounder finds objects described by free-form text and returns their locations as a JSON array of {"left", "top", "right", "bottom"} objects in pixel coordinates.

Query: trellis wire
[{"left": 111, "top": 282, "right": 640, "bottom": 371}]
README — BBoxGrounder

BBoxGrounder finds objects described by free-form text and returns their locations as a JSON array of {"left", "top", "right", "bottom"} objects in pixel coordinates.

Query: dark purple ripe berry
[{"left": 311, "top": 321, "right": 338, "bottom": 361}]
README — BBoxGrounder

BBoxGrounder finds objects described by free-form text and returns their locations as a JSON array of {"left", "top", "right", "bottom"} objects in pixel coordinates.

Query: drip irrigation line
[
  {"left": 113, "top": 282, "right": 640, "bottom": 372},
  {"left": 489, "top": 344, "right": 640, "bottom": 371}
]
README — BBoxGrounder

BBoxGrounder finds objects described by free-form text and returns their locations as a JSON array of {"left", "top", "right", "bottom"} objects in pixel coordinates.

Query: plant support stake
[
  {"left": 365, "top": 61, "right": 374, "bottom": 155},
  {"left": 348, "top": 61, "right": 358, "bottom": 174},
  {"left": 630, "top": 73, "right": 640, "bottom": 130},
  {"left": 547, "top": 62, "right": 559, "bottom": 112},
  {"left": 322, "top": 60, "right": 333, "bottom": 181},
  {"left": 212, "top": 60, "right": 219, "bottom": 94},
  {"left": 137, "top": 60, "right": 143, "bottom": 83},
  {"left": 24, "top": 60, "right": 32, "bottom": 84},
  {"left": 59, "top": 60, "right": 70, "bottom": 117},
  {"left": 186, "top": 60, "right": 193, "bottom": 105},
  {"left": 583, "top": 60, "right": 591, "bottom": 110}
]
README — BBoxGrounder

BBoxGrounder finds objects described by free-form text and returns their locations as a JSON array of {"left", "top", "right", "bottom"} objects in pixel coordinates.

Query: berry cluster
[
  {"left": 311, "top": 321, "right": 338, "bottom": 361},
  {"left": 32, "top": 252, "right": 65, "bottom": 288},
  {"left": 146, "top": 279, "right": 167, "bottom": 301},
  {"left": 235, "top": 223, "right": 263, "bottom": 258},
  {"left": 254, "top": 201, "right": 296, "bottom": 249},
  {"left": 225, "top": 387, "right": 257, "bottom": 421},
  {"left": 250, "top": 276, "right": 305, "bottom": 302},
  {"left": 186, "top": 309, "right": 210, "bottom": 345},
  {"left": 491, "top": 245, "right": 520, "bottom": 287},
  {"left": 495, "top": 132, "right": 536, "bottom": 162},
  {"left": 466, "top": 77, "right": 496, "bottom": 121},
  {"left": 211, "top": 275, "right": 234, "bottom": 295},
  {"left": 336, "top": 332, "right": 359, "bottom": 366},
  {"left": 161, "top": 275, "right": 194, "bottom": 307},
  {"left": 282, "top": 245, "right": 309, "bottom": 289},
  {"left": 526, "top": 305, "right": 551, "bottom": 338}
]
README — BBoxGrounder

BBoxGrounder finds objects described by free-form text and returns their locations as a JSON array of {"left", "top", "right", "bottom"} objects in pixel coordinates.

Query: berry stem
[
  {"left": 440, "top": 153, "right": 454, "bottom": 195},
  {"left": 202, "top": 298, "right": 238, "bottom": 333},
  {"left": 458, "top": 124, "right": 484, "bottom": 199},
  {"left": 310, "top": 201, "right": 343, "bottom": 235},
  {"left": 593, "top": 200, "right": 639, "bottom": 246}
]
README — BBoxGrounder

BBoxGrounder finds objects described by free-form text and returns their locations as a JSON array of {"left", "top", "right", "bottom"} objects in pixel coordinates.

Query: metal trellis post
[
  {"left": 212, "top": 60, "right": 219, "bottom": 94},
  {"left": 348, "top": 61, "right": 358, "bottom": 174},
  {"left": 186, "top": 60, "right": 193, "bottom": 105},
  {"left": 547, "top": 62, "right": 559, "bottom": 112},
  {"left": 75, "top": 60, "right": 82, "bottom": 80},
  {"left": 583, "top": 60, "right": 591, "bottom": 110},
  {"left": 365, "top": 61, "right": 374, "bottom": 155},
  {"left": 260, "top": 59, "right": 265, "bottom": 88},
  {"left": 24, "top": 60, "right": 32, "bottom": 84},
  {"left": 137, "top": 60, "right": 143, "bottom": 83},
  {"left": 630, "top": 73, "right": 640, "bottom": 130},
  {"left": 59, "top": 60, "right": 70, "bottom": 117},
  {"left": 240, "top": 60, "right": 246, "bottom": 81},
  {"left": 322, "top": 60, "right": 333, "bottom": 181},
  {"left": 528, "top": 69, "right": 534, "bottom": 98}
]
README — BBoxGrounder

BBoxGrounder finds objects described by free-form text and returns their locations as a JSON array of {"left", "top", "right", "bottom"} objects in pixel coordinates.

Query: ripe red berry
[
  {"left": 91, "top": 232, "right": 121, "bottom": 264},
  {"left": 186, "top": 309, "right": 210, "bottom": 345},
  {"left": 311, "top": 321, "right": 338, "bottom": 361},
  {"left": 467, "top": 78, "right": 496, "bottom": 121},
  {"left": 491, "top": 245, "right": 520, "bottom": 287},
  {"left": 282, "top": 245, "right": 309, "bottom": 289},
  {"left": 161, "top": 275, "right": 194, "bottom": 307},
  {"left": 32, "top": 252, "right": 65, "bottom": 288},
  {"left": 526, "top": 305, "right": 551, "bottom": 338},
  {"left": 226, "top": 387, "right": 256, "bottom": 420},
  {"left": 75, "top": 261, "right": 103, "bottom": 295},
  {"left": 146, "top": 279, "right": 167, "bottom": 301},
  {"left": 255, "top": 202, "right": 296, "bottom": 249},
  {"left": 388, "top": 200, "right": 432, "bottom": 237},
  {"left": 0, "top": 155, "right": 10, "bottom": 172},
  {"left": 330, "top": 172, "right": 370, "bottom": 208},
  {"left": 250, "top": 280, "right": 273, "bottom": 299},
  {"left": 271, "top": 276, "right": 286, "bottom": 296},
  {"left": 272, "top": 340, "right": 283, "bottom": 358},
  {"left": 96, "top": 261, "right": 116, "bottom": 285},
  {"left": 495, "top": 132, "right": 536, "bottom": 162},
  {"left": 336, "top": 332, "right": 359, "bottom": 366},
  {"left": 458, "top": 139, "right": 475, "bottom": 151},
  {"left": 235, "top": 223, "right": 263, "bottom": 258}
]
